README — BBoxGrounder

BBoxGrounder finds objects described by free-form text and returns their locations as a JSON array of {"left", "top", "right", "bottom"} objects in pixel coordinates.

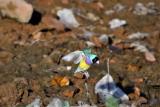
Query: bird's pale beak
[{"left": 96, "top": 61, "right": 100, "bottom": 64}]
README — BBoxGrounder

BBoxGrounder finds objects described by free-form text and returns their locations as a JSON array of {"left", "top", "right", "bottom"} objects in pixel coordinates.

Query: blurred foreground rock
[{"left": 0, "top": 0, "right": 41, "bottom": 24}]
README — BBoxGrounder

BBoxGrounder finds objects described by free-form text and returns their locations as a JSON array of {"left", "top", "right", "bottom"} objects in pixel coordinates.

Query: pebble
[
  {"left": 109, "top": 18, "right": 127, "bottom": 29},
  {"left": 0, "top": 0, "right": 33, "bottom": 23},
  {"left": 57, "top": 8, "right": 80, "bottom": 28}
]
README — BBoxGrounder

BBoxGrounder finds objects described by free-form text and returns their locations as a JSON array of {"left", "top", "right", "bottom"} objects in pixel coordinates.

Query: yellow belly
[{"left": 79, "top": 59, "right": 90, "bottom": 70}]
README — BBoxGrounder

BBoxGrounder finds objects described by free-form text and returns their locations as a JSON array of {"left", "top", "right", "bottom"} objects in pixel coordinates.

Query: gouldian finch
[{"left": 62, "top": 48, "right": 99, "bottom": 73}]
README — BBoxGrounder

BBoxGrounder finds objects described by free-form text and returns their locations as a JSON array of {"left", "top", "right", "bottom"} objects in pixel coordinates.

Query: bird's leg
[
  {"left": 83, "top": 71, "right": 90, "bottom": 79},
  {"left": 83, "top": 71, "right": 95, "bottom": 105}
]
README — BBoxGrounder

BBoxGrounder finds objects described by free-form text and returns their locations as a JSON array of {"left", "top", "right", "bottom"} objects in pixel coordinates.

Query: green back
[{"left": 82, "top": 48, "right": 91, "bottom": 55}]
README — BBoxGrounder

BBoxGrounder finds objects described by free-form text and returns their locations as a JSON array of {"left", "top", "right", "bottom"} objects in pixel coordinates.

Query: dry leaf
[
  {"left": 51, "top": 75, "right": 70, "bottom": 87},
  {"left": 50, "top": 75, "right": 62, "bottom": 86},
  {"left": 51, "top": 79, "right": 58, "bottom": 87},
  {"left": 62, "top": 87, "right": 79, "bottom": 97},
  {"left": 60, "top": 76, "right": 70, "bottom": 87},
  {"left": 62, "top": 89, "right": 74, "bottom": 97},
  {"left": 127, "top": 64, "right": 140, "bottom": 72}
]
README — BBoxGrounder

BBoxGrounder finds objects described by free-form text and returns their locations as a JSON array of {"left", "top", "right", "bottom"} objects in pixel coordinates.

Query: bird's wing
[{"left": 62, "top": 50, "right": 84, "bottom": 64}]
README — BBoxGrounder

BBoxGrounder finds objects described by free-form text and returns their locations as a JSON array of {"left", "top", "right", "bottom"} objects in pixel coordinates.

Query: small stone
[
  {"left": 57, "top": 8, "right": 80, "bottom": 28},
  {"left": 74, "top": 72, "right": 85, "bottom": 79},
  {"left": 105, "top": 10, "right": 115, "bottom": 15},
  {"left": 0, "top": 0, "right": 33, "bottom": 23},
  {"left": 113, "top": 3, "right": 125, "bottom": 12},
  {"left": 62, "top": 87, "right": 80, "bottom": 97},
  {"left": 133, "top": 3, "right": 148, "bottom": 15},
  {"left": 86, "top": 41, "right": 96, "bottom": 47},
  {"left": 144, "top": 51, "right": 156, "bottom": 62},
  {"left": 32, "top": 32, "right": 42, "bottom": 41},
  {"left": 91, "top": 2, "right": 104, "bottom": 11},
  {"left": 99, "top": 34, "right": 109, "bottom": 45},
  {"left": 86, "top": 12, "right": 99, "bottom": 22},
  {"left": 109, "top": 19, "right": 127, "bottom": 29},
  {"left": 96, "top": 2, "right": 104, "bottom": 10}
]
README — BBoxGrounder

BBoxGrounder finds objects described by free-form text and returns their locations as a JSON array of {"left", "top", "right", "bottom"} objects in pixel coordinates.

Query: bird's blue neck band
[{"left": 85, "top": 56, "right": 92, "bottom": 64}]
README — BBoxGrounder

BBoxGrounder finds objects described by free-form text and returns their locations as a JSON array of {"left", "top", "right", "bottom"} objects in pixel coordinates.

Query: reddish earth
[{"left": 0, "top": 0, "right": 160, "bottom": 106}]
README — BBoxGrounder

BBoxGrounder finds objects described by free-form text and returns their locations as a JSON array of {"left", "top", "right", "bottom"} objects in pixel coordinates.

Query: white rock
[
  {"left": 99, "top": 34, "right": 109, "bottom": 44},
  {"left": 130, "top": 42, "right": 148, "bottom": 53},
  {"left": 0, "top": 0, "right": 33, "bottom": 23},
  {"left": 66, "top": 66, "right": 72, "bottom": 71},
  {"left": 83, "top": 30, "right": 95, "bottom": 39},
  {"left": 133, "top": 2, "right": 158, "bottom": 15},
  {"left": 86, "top": 41, "right": 96, "bottom": 47},
  {"left": 133, "top": 3, "right": 148, "bottom": 15},
  {"left": 86, "top": 12, "right": 99, "bottom": 21},
  {"left": 109, "top": 18, "right": 127, "bottom": 29},
  {"left": 26, "top": 98, "right": 41, "bottom": 107},
  {"left": 128, "top": 32, "right": 149, "bottom": 39},
  {"left": 57, "top": 8, "right": 80, "bottom": 28},
  {"left": 113, "top": 3, "right": 125, "bottom": 12},
  {"left": 47, "top": 98, "right": 63, "bottom": 107},
  {"left": 105, "top": 10, "right": 115, "bottom": 15}
]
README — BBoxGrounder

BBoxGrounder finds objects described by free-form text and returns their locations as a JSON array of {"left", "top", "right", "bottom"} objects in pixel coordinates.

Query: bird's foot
[{"left": 83, "top": 71, "right": 90, "bottom": 79}]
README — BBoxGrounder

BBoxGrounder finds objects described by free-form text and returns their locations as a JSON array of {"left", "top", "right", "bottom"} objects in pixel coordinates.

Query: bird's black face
[{"left": 92, "top": 57, "right": 99, "bottom": 64}]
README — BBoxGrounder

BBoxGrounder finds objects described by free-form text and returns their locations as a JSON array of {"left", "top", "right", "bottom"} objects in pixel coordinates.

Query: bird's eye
[{"left": 92, "top": 57, "right": 99, "bottom": 63}]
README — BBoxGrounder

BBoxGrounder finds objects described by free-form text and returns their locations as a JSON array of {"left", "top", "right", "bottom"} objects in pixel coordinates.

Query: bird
[{"left": 62, "top": 48, "right": 99, "bottom": 73}]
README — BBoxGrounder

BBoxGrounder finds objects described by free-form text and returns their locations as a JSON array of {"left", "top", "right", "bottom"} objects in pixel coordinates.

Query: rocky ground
[{"left": 0, "top": 0, "right": 160, "bottom": 107}]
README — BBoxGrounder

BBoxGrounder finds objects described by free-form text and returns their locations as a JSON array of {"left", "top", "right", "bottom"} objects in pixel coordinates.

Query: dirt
[{"left": 0, "top": 0, "right": 160, "bottom": 107}]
